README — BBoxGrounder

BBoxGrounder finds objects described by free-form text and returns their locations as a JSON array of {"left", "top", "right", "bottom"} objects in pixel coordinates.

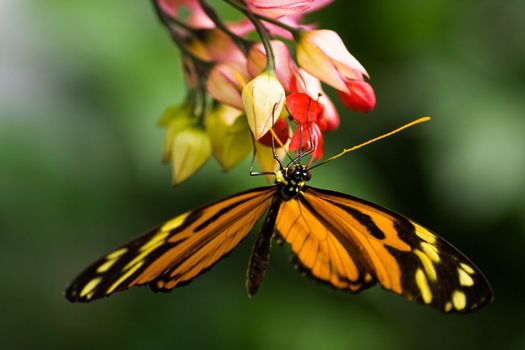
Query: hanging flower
[
  {"left": 337, "top": 80, "right": 376, "bottom": 113},
  {"left": 247, "top": 41, "right": 295, "bottom": 92},
  {"left": 242, "top": 70, "right": 286, "bottom": 140},
  {"left": 286, "top": 93, "right": 325, "bottom": 160},
  {"left": 291, "top": 68, "right": 339, "bottom": 130},
  {"left": 171, "top": 126, "right": 212, "bottom": 185},
  {"left": 152, "top": 0, "right": 376, "bottom": 184},
  {"left": 207, "top": 55, "right": 250, "bottom": 110},
  {"left": 205, "top": 104, "right": 252, "bottom": 171},
  {"left": 296, "top": 29, "right": 368, "bottom": 91},
  {"left": 158, "top": 0, "right": 215, "bottom": 29},
  {"left": 159, "top": 104, "right": 194, "bottom": 162},
  {"left": 296, "top": 29, "right": 376, "bottom": 113}
]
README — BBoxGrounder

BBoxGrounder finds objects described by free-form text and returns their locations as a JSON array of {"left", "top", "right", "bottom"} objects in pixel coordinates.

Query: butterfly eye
[{"left": 303, "top": 171, "right": 311, "bottom": 181}]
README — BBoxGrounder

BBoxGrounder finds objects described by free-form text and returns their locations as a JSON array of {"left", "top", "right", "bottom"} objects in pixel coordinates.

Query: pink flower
[
  {"left": 246, "top": 0, "right": 315, "bottom": 18},
  {"left": 247, "top": 41, "right": 295, "bottom": 91},
  {"left": 207, "top": 60, "right": 250, "bottom": 110},
  {"left": 234, "top": 0, "right": 333, "bottom": 39},
  {"left": 297, "top": 29, "right": 377, "bottom": 113},
  {"left": 296, "top": 29, "right": 369, "bottom": 92},
  {"left": 246, "top": 0, "right": 333, "bottom": 18},
  {"left": 158, "top": 0, "right": 214, "bottom": 29},
  {"left": 200, "top": 29, "right": 245, "bottom": 64},
  {"left": 337, "top": 80, "right": 376, "bottom": 113}
]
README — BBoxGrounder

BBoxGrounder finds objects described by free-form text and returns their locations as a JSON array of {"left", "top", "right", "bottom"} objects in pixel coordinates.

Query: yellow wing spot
[
  {"left": 97, "top": 259, "right": 118, "bottom": 273},
  {"left": 107, "top": 261, "right": 144, "bottom": 295},
  {"left": 414, "top": 223, "right": 436, "bottom": 244},
  {"left": 364, "top": 273, "right": 373, "bottom": 282},
  {"left": 459, "top": 263, "right": 475, "bottom": 275},
  {"left": 161, "top": 212, "right": 190, "bottom": 232},
  {"left": 421, "top": 242, "right": 440, "bottom": 263},
  {"left": 97, "top": 247, "right": 131, "bottom": 273},
  {"left": 415, "top": 268, "right": 433, "bottom": 304},
  {"left": 444, "top": 301, "right": 453, "bottom": 312},
  {"left": 414, "top": 249, "right": 437, "bottom": 281},
  {"left": 124, "top": 234, "right": 167, "bottom": 271},
  {"left": 452, "top": 290, "right": 467, "bottom": 311},
  {"left": 79, "top": 277, "right": 102, "bottom": 298},
  {"left": 458, "top": 268, "right": 474, "bottom": 287},
  {"left": 141, "top": 231, "right": 169, "bottom": 252},
  {"left": 106, "top": 248, "right": 128, "bottom": 260}
]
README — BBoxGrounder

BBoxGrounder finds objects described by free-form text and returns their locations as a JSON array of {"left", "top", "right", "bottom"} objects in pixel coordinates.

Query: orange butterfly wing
[
  {"left": 276, "top": 186, "right": 493, "bottom": 313},
  {"left": 66, "top": 187, "right": 276, "bottom": 302}
]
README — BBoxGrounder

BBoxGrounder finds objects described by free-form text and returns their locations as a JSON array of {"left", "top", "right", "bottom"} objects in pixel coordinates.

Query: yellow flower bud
[
  {"left": 171, "top": 126, "right": 212, "bottom": 185},
  {"left": 242, "top": 70, "right": 285, "bottom": 140},
  {"left": 205, "top": 104, "right": 252, "bottom": 171},
  {"left": 159, "top": 104, "right": 194, "bottom": 162}
]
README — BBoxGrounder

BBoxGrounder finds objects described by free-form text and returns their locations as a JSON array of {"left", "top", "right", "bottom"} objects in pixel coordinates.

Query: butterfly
[{"left": 65, "top": 117, "right": 493, "bottom": 313}]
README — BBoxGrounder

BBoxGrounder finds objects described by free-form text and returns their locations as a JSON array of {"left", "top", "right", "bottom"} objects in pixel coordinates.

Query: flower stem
[
  {"left": 198, "top": 0, "right": 251, "bottom": 54},
  {"left": 223, "top": 0, "right": 276, "bottom": 71},
  {"left": 223, "top": 0, "right": 301, "bottom": 38},
  {"left": 151, "top": 0, "right": 210, "bottom": 123}
]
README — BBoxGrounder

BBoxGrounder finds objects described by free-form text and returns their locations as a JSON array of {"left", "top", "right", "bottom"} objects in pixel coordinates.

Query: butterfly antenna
[{"left": 310, "top": 116, "right": 431, "bottom": 170}]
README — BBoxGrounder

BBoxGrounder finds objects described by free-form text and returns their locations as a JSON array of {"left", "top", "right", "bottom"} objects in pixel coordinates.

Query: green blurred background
[{"left": 1, "top": 0, "right": 524, "bottom": 349}]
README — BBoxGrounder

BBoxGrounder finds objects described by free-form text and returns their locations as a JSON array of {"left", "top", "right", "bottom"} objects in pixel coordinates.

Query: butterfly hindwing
[
  {"left": 297, "top": 186, "right": 493, "bottom": 313},
  {"left": 276, "top": 197, "right": 376, "bottom": 293},
  {"left": 65, "top": 187, "right": 276, "bottom": 302}
]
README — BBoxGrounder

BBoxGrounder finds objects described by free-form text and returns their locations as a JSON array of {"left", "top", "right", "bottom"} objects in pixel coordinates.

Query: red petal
[
  {"left": 258, "top": 118, "right": 290, "bottom": 148},
  {"left": 286, "top": 92, "right": 322, "bottom": 124},
  {"left": 289, "top": 122, "right": 324, "bottom": 159}
]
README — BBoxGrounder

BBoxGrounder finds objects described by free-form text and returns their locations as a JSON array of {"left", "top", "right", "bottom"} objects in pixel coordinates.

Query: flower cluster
[{"left": 153, "top": 0, "right": 376, "bottom": 184}]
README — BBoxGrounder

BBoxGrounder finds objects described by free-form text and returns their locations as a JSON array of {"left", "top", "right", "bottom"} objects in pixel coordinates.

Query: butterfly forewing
[
  {"left": 66, "top": 187, "right": 276, "bottom": 302},
  {"left": 298, "top": 186, "right": 493, "bottom": 313}
]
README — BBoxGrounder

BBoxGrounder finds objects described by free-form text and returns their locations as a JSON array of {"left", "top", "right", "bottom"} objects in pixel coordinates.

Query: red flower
[
  {"left": 286, "top": 93, "right": 325, "bottom": 160},
  {"left": 337, "top": 80, "right": 376, "bottom": 113}
]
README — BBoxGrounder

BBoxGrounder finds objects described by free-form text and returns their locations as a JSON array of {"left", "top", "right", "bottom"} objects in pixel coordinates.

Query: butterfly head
[{"left": 275, "top": 164, "right": 311, "bottom": 201}]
